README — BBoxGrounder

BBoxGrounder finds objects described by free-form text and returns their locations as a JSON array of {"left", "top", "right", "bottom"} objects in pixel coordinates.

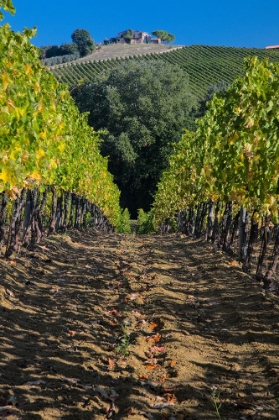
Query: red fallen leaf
[
  {"left": 138, "top": 373, "right": 149, "bottom": 379},
  {"left": 146, "top": 365, "right": 157, "bottom": 370},
  {"left": 146, "top": 333, "right": 161, "bottom": 343},
  {"left": 145, "top": 358, "right": 157, "bottom": 365},
  {"left": 123, "top": 293, "right": 139, "bottom": 302},
  {"left": 169, "top": 359, "right": 177, "bottom": 367},
  {"left": 68, "top": 330, "right": 77, "bottom": 337},
  {"left": 108, "top": 358, "right": 115, "bottom": 369},
  {"left": 164, "top": 393, "right": 177, "bottom": 404},
  {"left": 117, "top": 359, "right": 127, "bottom": 368},
  {"left": 149, "top": 346, "right": 164, "bottom": 353},
  {"left": 149, "top": 323, "right": 158, "bottom": 329},
  {"left": 10, "top": 260, "right": 17, "bottom": 266},
  {"left": 109, "top": 321, "right": 119, "bottom": 327},
  {"left": 160, "top": 374, "right": 169, "bottom": 383},
  {"left": 228, "top": 260, "right": 239, "bottom": 266}
]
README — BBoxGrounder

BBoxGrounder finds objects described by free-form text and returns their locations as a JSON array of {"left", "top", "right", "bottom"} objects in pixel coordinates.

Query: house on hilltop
[
  {"left": 104, "top": 30, "right": 161, "bottom": 45},
  {"left": 265, "top": 45, "right": 279, "bottom": 49}
]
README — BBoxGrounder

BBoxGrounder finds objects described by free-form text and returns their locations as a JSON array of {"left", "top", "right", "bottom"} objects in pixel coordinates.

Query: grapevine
[{"left": 0, "top": 1, "right": 127, "bottom": 256}]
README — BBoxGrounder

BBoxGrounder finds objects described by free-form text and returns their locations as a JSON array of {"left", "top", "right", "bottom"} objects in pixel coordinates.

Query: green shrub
[
  {"left": 117, "top": 208, "right": 131, "bottom": 233},
  {"left": 137, "top": 209, "right": 156, "bottom": 234}
]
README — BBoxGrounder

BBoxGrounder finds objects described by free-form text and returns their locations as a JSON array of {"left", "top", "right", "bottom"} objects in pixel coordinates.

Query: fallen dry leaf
[
  {"left": 117, "top": 359, "right": 127, "bottom": 368},
  {"left": 164, "top": 393, "right": 177, "bottom": 403},
  {"left": 146, "top": 333, "right": 161, "bottom": 343},
  {"left": 6, "top": 288, "right": 15, "bottom": 297},
  {"left": 228, "top": 260, "right": 239, "bottom": 266},
  {"left": 149, "top": 346, "right": 164, "bottom": 353},
  {"left": 149, "top": 323, "right": 158, "bottom": 329},
  {"left": 138, "top": 374, "right": 149, "bottom": 379},
  {"left": 159, "top": 373, "right": 169, "bottom": 383},
  {"left": 145, "top": 358, "right": 157, "bottom": 365},
  {"left": 108, "top": 358, "right": 115, "bottom": 369},
  {"left": 169, "top": 359, "right": 177, "bottom": 367}
]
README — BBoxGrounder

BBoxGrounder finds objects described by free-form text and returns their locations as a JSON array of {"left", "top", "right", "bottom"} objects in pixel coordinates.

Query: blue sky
[{"left": 3, "top": 0, "right": 279, "bottom": 49}]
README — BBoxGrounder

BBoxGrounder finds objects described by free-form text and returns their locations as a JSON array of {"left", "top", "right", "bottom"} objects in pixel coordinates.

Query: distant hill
[{"left": 50, "top": 44, "right": 279, "bottom": 99}]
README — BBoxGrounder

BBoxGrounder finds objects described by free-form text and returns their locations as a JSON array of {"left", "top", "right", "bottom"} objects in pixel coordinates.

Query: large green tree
[
  {"left": 72, "top": 60, "right": 197, "bottom": 216},
  {"left": 123, "top": 29, "right": 133, "bottom": 44},
  {"left": 152, "top": 30, "right": 175, "bottom": 43},
  {"left": 71, "top": 28, "right": 95, "bottom": 57}
]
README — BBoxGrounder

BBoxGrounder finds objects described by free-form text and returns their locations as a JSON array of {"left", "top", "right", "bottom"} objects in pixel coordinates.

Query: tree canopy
[
  {"left": 123, "top": 29, "right": 133, "bottom": 44},
  {"left": 72, "top": 60, "right": 197, "bottom": 217},
  {"left": 152, "top": 30, "right": 175, "bottom": 43},
  {"left": 71, "top": 28, "right": 95, "bottom": 57}
]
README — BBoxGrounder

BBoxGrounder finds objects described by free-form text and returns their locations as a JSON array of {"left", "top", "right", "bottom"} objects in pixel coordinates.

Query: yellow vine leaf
[
  {"left": 0, "top": 167, "right": 11, "bottom": 183},
  {"left": 29, "top": 169, "right": 42, "bottom": 182},
  {"left": 1, "top": 72, "right": 10, "bottom": 90},
  {"left": 39, "top": 131, "right": 47, "bottom": 139},
  {"left": 9, "top": 145, "right": 22, "bottom": 161},
  {"left": 36, "top": 148, "right": 45, "bottom": 160},
  {"left": 25, "top": 64, "right": 33, "bottom": 76},
  {"left": 58, "top": 142, "right": 66, "bottom": 153},
  {"left": 34, "top": 81, "right": 40, "bottom": 94}
]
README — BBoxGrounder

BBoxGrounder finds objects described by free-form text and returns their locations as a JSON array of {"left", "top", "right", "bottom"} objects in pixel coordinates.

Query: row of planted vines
[
  {"left": 152, "top": 57, "right": 279, "bottom": 289},
  {"left": 51, "top": 45, "right": 279, "bottom": 99},
  {"left": 0, "top": 1, "right": 125, "bottom": 256}
]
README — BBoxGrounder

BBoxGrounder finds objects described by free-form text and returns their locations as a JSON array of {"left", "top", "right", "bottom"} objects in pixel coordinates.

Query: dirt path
[{"left": 0, "top": 229, "right": 279, "bottom": 420}]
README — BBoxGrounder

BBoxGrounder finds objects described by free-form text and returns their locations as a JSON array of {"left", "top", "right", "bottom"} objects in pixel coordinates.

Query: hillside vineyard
[{"left": 50, "top": 45, "right": 279, "bottom": 98}]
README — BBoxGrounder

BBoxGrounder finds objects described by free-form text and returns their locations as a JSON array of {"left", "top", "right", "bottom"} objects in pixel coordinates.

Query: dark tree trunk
[
  {"left": 194, "top": 203, "right": 202, "bottom": 237},
  {"left": 55, "top": 195, "right": 63, "bottom": 231},
  {"left": 31, "top": 189, "right": 47, "bottom": 245},
  {"left": 218, "top": 202, "right": 230, "bottom": 250},
  {"left": 256, "top": 220, "right": 269, "bottom": 280},
  {"left": 74, "top": 196, "right": 82, "bottom": 229},
  {"left": 5, "top": 189, "right": 27, "bottom": 257},
  {"left": 242, "top": 213, "right": 258, "bottom": 273},
  {"left": 63, "top": 191, "right": 72, "bottom": 230},
  {"left": 205, "top": 201, "right": 214, "bottom": 242},
  {"left": 222, "top": 202, "right": 233, "bottom": 252},
  {"left": 211, "top": 201, "right": 220, "bottom": 243},
  {"left": 238, "top": 207, "right": 249, "bottom": 262},
  {"left": 187, "top": 207, "right": 195, "bottom": 236},
  {"left": 228, "top": 210, "right": 240, "bottom": 253},
  {"left": 48, "top": 187, "right": 58, "bottom": 235},
  {"left": 22, "top": 189, "right": 37, "bottom": 247},
  {"left": 263, "top": 229, "right": 279, "bottom": 289},
  {"left": 0, "top": 193, "right": 8, "bottom": 255}
]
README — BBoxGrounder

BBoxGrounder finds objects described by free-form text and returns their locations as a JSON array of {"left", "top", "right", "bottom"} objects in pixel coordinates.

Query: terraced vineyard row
[{"left": 50, "top": 45, "right": 279, "bottom": 99}]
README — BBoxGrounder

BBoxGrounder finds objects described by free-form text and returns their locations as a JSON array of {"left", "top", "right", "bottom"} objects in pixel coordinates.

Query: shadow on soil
[{"left": 0, "top": 230, "right": 278, "bottom": 419}]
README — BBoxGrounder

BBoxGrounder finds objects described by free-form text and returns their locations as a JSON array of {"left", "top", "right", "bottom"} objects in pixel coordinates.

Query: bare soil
[{"left": 0, "top": 229, "right": 279, "bottom": 420}]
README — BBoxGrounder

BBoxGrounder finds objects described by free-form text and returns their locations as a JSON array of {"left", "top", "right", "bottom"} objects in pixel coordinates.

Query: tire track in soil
[{"left": 0, "top": 229, "right": 278, "bottom": 420}]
